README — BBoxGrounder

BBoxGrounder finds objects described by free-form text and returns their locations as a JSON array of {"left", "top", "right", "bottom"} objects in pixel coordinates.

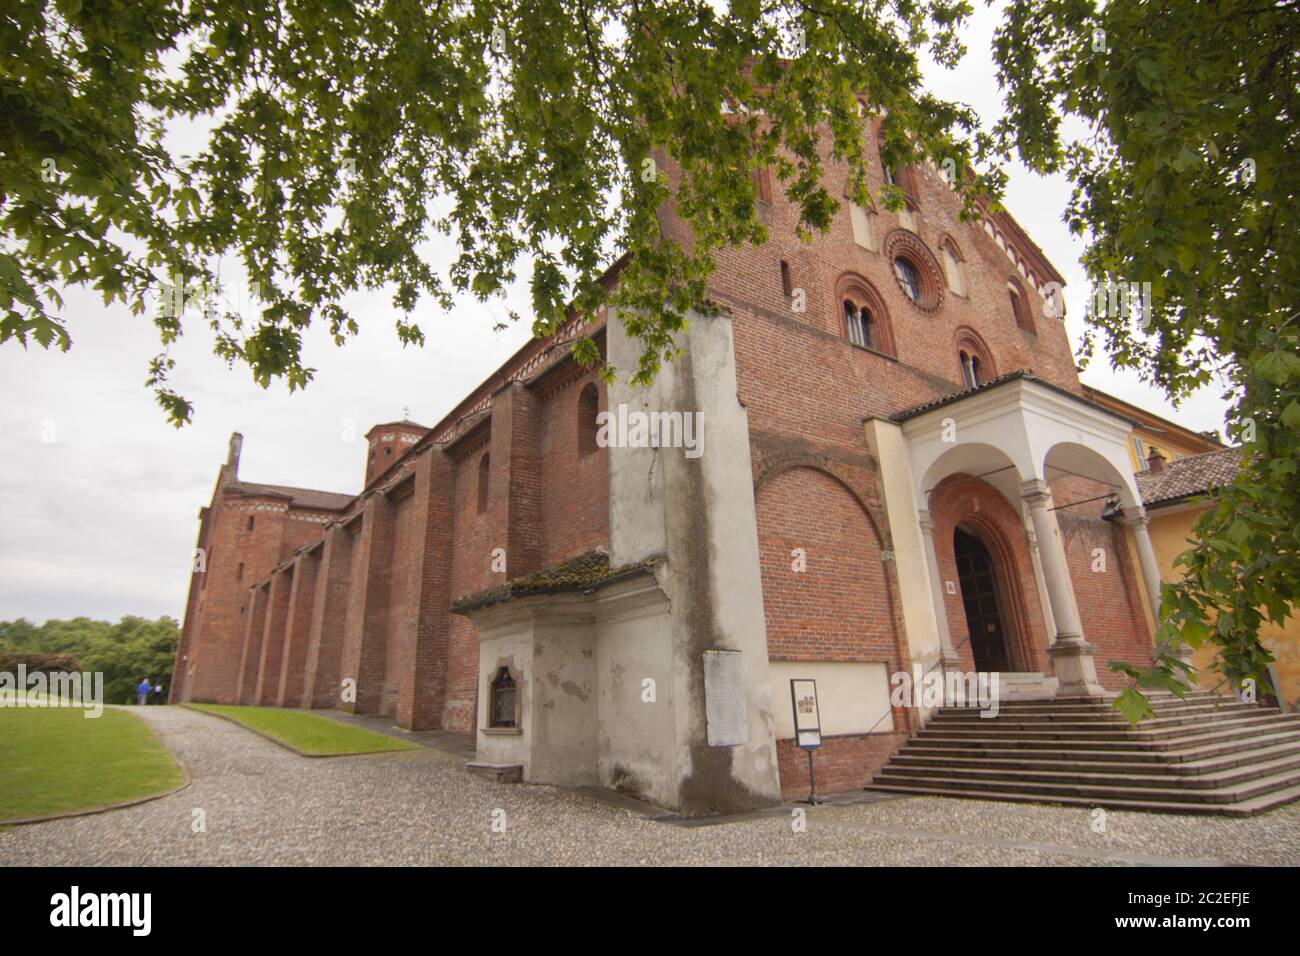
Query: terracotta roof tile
[
  {"left": 236, "top": 481, "right": 354, "bottom": 511},
  {"left": 449, "top": 549, "right": 656, "bottom": 613},
  {"left": 1137, "top": 447, "right": 1242, "bottom": 507}
]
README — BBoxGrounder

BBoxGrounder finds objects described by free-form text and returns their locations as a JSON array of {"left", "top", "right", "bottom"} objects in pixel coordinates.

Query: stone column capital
[
  {"left": 1120, "top": 506, "right": 1150, "bottom": 527},
  {"left": 917, "top": 508, "right": 934, "bottom": 534},
  {"left": 1019, "top": 478, "right": 1052, "bottom": 504}
]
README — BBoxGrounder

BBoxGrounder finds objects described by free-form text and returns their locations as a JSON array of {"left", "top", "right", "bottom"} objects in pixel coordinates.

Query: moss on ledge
[{"left": 449, "top": 549, "right": 656, "bottom": 613}]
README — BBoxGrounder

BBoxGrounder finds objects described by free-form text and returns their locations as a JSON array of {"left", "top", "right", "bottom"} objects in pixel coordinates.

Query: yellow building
[
  {"left": 1083, "top": 385, "right": 1224, "bottom": 473},
  {"left": 1084, "top": 388, "right": 1297, "bottom": 711}
]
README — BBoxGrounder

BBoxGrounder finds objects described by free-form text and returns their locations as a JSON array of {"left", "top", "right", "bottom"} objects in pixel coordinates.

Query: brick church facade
[{"left": 172, "top": 124, "right": 1189, "bottom": 814}]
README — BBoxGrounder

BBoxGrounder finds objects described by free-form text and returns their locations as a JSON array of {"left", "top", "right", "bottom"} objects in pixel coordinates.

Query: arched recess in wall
[
  {"left": 577, "top": 382, "right": 599, "bottom": 457},
  {"left": 477, "top": 452, "right": 490, "bottom": 514},
  {"left": 754, "top": 463, "right": 906, "bottom": 664},
  {"left": 834, "top": 272, "right": 896, "bottom": 356},
  {"left": 1007, "top": 274, "right": 1035, "bottom": 334},
  {"left": 939, "top": 235, "right": 966, "bottom": 297}
]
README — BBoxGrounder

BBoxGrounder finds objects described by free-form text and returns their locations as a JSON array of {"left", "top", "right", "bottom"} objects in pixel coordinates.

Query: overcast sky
[{"left": 0, "top": 4, "right": 1231, "bottom": 624}]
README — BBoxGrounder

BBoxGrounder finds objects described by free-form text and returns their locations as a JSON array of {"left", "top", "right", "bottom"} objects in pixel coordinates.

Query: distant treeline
[{"left": 0, "top": 616, "right": 179, "bottom": 704}]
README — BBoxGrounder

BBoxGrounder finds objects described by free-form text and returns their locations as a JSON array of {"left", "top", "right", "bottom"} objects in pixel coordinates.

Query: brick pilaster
[
  {"left": 277, "top": 549, "right": 320, "bottom": 707},
  {"left": 339, "top": 495, "right": 394, "bottom": 715},
  {"left": 236, "top": 583, "right": 269, "bottom": 704},
  {"left": 394, "top": 448, "right": 454, "bottom": 730},
  {"left": 303, "top": 524, "right": 353, "bottom": 709}
]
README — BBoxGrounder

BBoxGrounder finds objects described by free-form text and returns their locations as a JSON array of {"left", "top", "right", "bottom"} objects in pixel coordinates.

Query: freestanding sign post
[{"left": 790, "top": 678, "right": 824, "bottom": 805}]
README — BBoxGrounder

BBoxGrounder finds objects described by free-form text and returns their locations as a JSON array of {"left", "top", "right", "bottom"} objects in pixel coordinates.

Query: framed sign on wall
[
  {"left": 789, "top": 678, "right": 824, "bottom": 804},
  {"left": 790, "top": 678, "right": 822, "bottom": 749}
]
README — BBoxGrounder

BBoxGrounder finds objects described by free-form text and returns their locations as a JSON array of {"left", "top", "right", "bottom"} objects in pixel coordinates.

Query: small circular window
[{"left": 884, "top": 229, "right": 944, "bottom": 312}]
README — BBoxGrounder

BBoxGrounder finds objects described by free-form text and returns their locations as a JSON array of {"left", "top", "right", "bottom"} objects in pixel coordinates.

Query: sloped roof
[
  {"left": 1137, "top": 447, "right": 1242, "bottom": 507},
  {"left": 449, "top": 550, "right": 656, "bottom": 613},
  {"left": 236, "top": 481, "right": 354, "bottom": 512},
  {"left": 888, "top": 369, "right": 1134, "bottom": 426}
]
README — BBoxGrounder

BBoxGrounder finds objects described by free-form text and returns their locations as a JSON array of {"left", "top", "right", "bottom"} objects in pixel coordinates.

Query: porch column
[
  {"left": 1122, "top": 506, "right": 1164, "bottom": 620},
  {"left": 1122, "top": 506, "right": 1193, "bottom": 667},
  {"left": 917, "top": 509, "right": 963, "bottom": 670},
  {"left": 1020, "top": 480, "right": 1104, "bottom": 698}
]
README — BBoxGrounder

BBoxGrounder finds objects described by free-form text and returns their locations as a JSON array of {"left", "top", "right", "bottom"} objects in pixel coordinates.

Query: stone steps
[
  {"left": 929, "top": 700, "right": 1262, "bottom": 725},
  {"left": 879, "top": 750, "right": 1300, "bottom": 791},
  {"left": 905, "top": 726, "right": 1300, "bottom": 762},
  {"left": 912, "top": 714, "right": 1300, "bottom": 748},
  {"left": 891, "top": 738, "right": 1300, "bottom": 776},
  {"left": 867, "top": 695, "right": 1300, "bottom": 816},
  {"left": 923, "top": 710, "right": 1292, "bottom": 737}
]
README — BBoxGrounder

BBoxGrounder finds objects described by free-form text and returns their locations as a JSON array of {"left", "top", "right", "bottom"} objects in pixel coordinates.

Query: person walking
[
  {"left": 136, "top": 677, "right": 151, "bottom": 706},
  {"left": 151, "top": 682, "right": 163, "bottom": 705}
]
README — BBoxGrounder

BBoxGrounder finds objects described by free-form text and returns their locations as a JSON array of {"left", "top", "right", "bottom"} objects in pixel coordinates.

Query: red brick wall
[
  {"left": 340, "top": 496, "right": 394, "bottom": 716},
  {"left": 397, "top": 450, "right": 454, "bottom": 730},
  {"left": 539, "top": 371, "right": 610, "bottom": 566},
  {"left": 755, "top": 464, "right": 913, "bottom": 796},
  {"left": 236, "top": 582, "right": 269, "bottom": 705},
  {"left": 277, "top": 549, "right": 319, "bottom": 707},
  {"left": 1053, "top": 478, "right": 1154, "bottom": 688},
  {"left": 380, "top": 485, "right": 417, "bottom": 718},
  {"left": 303, "top": 526, "right": 352, "bottom": 709},
  {"left": 254, "top": 566, "right": 292, "bottom": 705},
  {"left": 446, "top": 434, "right": 495, "bottom": 733},
  {"left": 777, "top": 734, "right": 907, "bottom": 800}
]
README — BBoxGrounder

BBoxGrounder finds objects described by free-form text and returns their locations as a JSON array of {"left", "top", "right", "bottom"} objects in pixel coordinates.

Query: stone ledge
[{"left": 466, "top": 762, "right": 524, "bottom": 783}]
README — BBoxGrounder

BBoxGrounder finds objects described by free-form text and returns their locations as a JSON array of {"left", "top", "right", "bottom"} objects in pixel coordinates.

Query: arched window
[
  {"left": 477, "top": 452, "right": 490, "bottom": 514},
  {"left": 843, "top": 299, "right": 877, "bottom": 350},
  {"left": 578, "top": 383, "right": 599, "bottom": 457},
  {"left": 835, "top": 275, "right": 894, "bottom": 356},
  {"left": 954, "top": 328, "right": 995, "bottom": 390},
  {"left": 1008, "top": 278, "right": 1034, "bottom": 333},
  {"left": 489, "top": 666, "right": 518, "bottom": 728}
]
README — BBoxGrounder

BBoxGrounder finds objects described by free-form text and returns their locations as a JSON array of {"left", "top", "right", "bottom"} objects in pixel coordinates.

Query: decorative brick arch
[
  {"left": 1007, "top": 273, "right": 1035, "bottom": 333},
  {"left": 832, "top": 272, "right": 896, "bottom": 356},
  {"left": 953, "top": 325, "right": 996, "bottom": 386},
  {"left": 927, "top": 473, "right": 1050, "bottom": 674},
  {"left": 753, "top": 462, "right": 914, "bottom": 796},
  {"left": 883, "top": 228, "right": 945, "bottom": 312},
  {"left": 754, "top": 453, "right": 890, "bottom": 550}
]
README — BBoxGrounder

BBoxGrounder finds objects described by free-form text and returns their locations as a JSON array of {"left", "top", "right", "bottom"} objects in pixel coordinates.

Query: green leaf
[{"left": 1113, "top": 687, "right": 1155, "bottom": 725}]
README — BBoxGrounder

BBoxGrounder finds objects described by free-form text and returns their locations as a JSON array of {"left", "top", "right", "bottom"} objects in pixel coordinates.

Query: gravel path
[{"left": 2, "top": 706, "right": 1297, "bottom": 866}]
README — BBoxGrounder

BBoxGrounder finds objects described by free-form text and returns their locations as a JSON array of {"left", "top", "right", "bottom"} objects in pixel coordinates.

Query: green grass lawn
[
  {"left": 0, "top": 706, "right": 183, "bottom": 821},
  {"left": 188, "top": 704, "right": 419, "bottom": 756}
]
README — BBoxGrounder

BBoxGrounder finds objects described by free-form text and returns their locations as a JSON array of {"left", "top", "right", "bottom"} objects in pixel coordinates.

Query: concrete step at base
[
  {"left": 915, "top": 715, "right": 1300, "bottom": 747},
  {"left": 971, "top": 691, "right": 1220, "bottom": 714},
  {"left": 866, "top": 765, "right": 1300, "bottom": 805},
  {"left": 891, "top": 740, "right": 1300, "bottom": 778},
  {"left": 901, "top": 728, "right": 1300, "bottom": 763},
  {"left": 928, "top": 702, "right": 1269, "bottom": 726},
  {"left": 877, "top": 750, "right": 1300, "bottom": 791},
  {"left": 863, "top": 779, "right": 1300, "bottom": 817}
]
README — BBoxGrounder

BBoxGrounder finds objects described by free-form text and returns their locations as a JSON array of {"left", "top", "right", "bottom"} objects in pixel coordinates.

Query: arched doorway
[{"left": 953, "top": 526, "right": 1011, "bottom": 672}]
